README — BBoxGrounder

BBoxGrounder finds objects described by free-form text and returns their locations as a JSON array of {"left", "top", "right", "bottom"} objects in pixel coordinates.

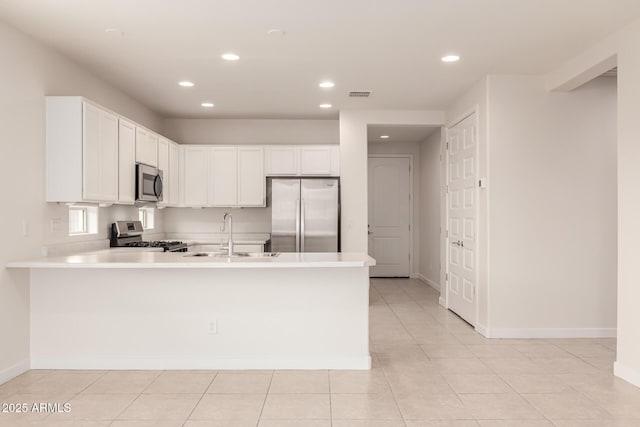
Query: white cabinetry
[
  {"left": 238, "top": 147, "right": 265, "bottom": 206},
  {"left": 266, "top": 146, "right": 298, "bottom": 176},
  {"left": 208, "top": 147, "right": 237, "bottom": 206},
  {"left": 208, "top": 147, "right": 265, "bottom": 207},
  {"left": 169, "top": 143, "right": 180, "bottom": 206},
  {"left": 265, "top": 145, "right": 339, "bottom": 176},
  {"left": 181, "top": 146, "right": 208, "bottom": 207},
  {"left": 83, "top": 103, "right": 118, "bottom": 202},
  {"left": 157, "top": 138, "right": 169, "bottom": 207},
  {"left": 135, "top": 128, "right": 158, "bottom": 167},
  {"left": 118, "top": 119, "right": 136, "bottom": 204},
  {"left": 46, "top": 97, "right": 120, "bottom": 203}
]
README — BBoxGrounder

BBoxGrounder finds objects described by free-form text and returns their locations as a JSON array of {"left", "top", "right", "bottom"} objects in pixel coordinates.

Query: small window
[
  {"left": 69, "top": 205, "right": 98, "bottom": 236},
  {"left": 139, "top": 207, "right": 155, "bottom": 230}
]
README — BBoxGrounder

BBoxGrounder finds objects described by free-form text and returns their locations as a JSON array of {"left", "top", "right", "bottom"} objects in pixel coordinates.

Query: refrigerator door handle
[
  {"left": 295, "top": 199, "right": 301, "bottom": 252},
  {"left": 300, "top": 198, "right": 305, "bottom": 252}
]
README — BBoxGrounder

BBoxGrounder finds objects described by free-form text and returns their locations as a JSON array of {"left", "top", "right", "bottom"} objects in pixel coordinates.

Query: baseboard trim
[
  {"left": 614, "top": 362, "right": 640, "bottom": 388},
  {"left": 0, "top": 359, "right": 30, "bottom": 385},
  {"left": 475, "top": 323, "right": 489, "bottom": 338},
  {"left": 30, "top": 356, "right": 372, "bottom": 371},
  {"left": 417, "top": 274, "right": 440, "bottom": 292},
  {"left": 483, "top": 327, "right": 617, "bottom": 339},
  {"left": 438, "top": 296, "right": 447, "bottom": 308}
]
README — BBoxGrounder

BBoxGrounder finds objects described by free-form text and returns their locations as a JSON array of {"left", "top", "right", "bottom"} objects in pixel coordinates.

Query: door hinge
[
  {"left": 408, "top": 224, "right": 411, "bottom": 231},
  {"left": 445, "top": 273, "right": 448, "bottom": 281},
  {"left": 446, "top": 229, "right": 449, "bottom": 238},
  {"left": 446, "top": 142, "right": 449, "bottom": 150},
  {"left": 446, "top": 185, "right": 449, "bottom": 193}
]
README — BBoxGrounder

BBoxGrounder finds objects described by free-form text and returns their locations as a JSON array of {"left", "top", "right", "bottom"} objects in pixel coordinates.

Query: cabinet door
[
  {"left": 157, "top": 138, "right": 169, "bottom": 206},
  {"left": 118, "top": 120, "right": 136, "bottom": 204},
  {"left": 182, "top": 146, "right": 207, "bottom": 206},
  {"left": 266, "top": 146, "right": 298, "bottom": 176},
  {"left": 100, "top": 111, "right": 119, "bottom": 202},
  {"left": 238, "top": 147, "right": 265, "bottom": 206},
  {"left": 208, "top": 147, "right": 237, "bottom": 206},
  {"left": 330, "top": 145, "right": 340, "bottom": 177},
  {"left": 169, "top": 143, "right": 180, "bottom": 206},
  {"left": 82, "top": 102, "right": 102, "bottom": 201},
  {"left": 135, "top": 128, "right": 158, "bottom": 167},
  {"left": 300, "top": 146, "right": 332, "bottom": 175}
]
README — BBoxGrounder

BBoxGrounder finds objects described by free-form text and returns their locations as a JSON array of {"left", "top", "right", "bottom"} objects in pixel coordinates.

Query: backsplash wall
[{"left": 163, "top": 207, "right": 271, "bottom": 235}]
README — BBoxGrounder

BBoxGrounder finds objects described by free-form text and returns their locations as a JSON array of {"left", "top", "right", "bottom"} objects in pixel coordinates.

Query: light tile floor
[{"left": 0, "top": 278, "right": 638, "bottom": 427}]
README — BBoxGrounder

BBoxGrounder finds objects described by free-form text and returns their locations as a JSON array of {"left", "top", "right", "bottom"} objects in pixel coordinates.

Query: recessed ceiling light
[
  {"left": 201, "top": 102, "right": 215, "bottom": 108},
  {"left": 441, "top": 55, "right": 460, "bottom": 63},
  {"left": 380, "top": 135, "right": 390, "bottom": 139},
  {"left": 104, "top": 28, "right": 123, "bottom": 36},
  {"left": 222, "top": 53, "right": 240, "bottom": 61},
  {"left": 319, "top": 81, "right": 335, "bottom": 88},
  {"left": 178, "top": 81, "right": 194, "bottom": 87},
  {"left": 319, "top": 104, "right": 332, "bottom": 109},
  {"left": 267, "top": 29, "right": 286, "bottom": 37}
]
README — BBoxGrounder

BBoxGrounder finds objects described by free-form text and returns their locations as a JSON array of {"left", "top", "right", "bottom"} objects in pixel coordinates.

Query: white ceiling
[
  {"left": 1, "top": 0, "right": 638, "bottom": 119},
  {"left": 368, "top": 125, "right": 439, "bottom": 144}
]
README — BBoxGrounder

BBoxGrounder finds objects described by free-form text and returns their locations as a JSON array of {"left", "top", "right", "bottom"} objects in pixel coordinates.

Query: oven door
[{"left": 136, "top": 164, "right": 164, "bottom": 202}]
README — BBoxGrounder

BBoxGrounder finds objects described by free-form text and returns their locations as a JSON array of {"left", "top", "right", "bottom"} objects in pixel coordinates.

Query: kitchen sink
[{"left": 184, "top": 252, "right": 279, "bottom": 258}]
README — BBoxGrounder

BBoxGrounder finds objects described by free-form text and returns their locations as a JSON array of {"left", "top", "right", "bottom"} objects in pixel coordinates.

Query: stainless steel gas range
[{"left": 110, "top": 221, "right": 188, "bottom": 252}]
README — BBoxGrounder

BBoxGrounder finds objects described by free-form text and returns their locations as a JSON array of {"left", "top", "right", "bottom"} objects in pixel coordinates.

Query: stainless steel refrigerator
[{"left": 269, "top": 178, "right": 340, "bottom": 252}]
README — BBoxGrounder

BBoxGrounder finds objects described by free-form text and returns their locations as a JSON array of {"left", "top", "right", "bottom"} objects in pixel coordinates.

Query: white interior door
[
  {"left": 368, "top": 157, "right": 411, "bottom": 277},
  {"left": 447, "top": 114, "right": 478, "bottom": 325}
]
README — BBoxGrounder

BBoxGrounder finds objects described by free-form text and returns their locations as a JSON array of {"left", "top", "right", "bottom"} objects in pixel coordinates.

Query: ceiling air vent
[{"left": 348, "top": 90, "right": 372, "bottom": 98}]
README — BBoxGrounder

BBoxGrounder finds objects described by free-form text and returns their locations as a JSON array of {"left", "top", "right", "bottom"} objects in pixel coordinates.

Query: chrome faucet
[{"left": 221, "top": 212, "right": 234, "bottom": 256}]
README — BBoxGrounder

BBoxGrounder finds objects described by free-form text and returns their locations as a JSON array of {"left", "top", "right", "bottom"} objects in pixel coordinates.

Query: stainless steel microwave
[{"left": 136, "top": 163, "right": 163, "bottom": 202}]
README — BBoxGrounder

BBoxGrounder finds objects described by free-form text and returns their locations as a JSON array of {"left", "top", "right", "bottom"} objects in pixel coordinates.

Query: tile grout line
[
  {"left": 105, "top": 369, "right": 163, "bottom": 423},
  {"left": 182, "top": 370, "right": 219, "bottom": 425},
  {"left": 256, "top": 370, "right": 275, "bottom": 426}
]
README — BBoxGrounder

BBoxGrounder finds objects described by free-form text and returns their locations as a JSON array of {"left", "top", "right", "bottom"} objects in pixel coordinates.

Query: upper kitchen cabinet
[
  {"left": 207, "top": 146, "right": 265, "bottom": 207},
  {"left": 265, "top": 145, "right": 339, "bottom": 176},
  {"left": 46, "top": 97, "right": 119, "bottom": 203},
  {"left": 169, "top": 142, "right": 180, "bottom": 206},
  {"left": 135, "top": 127, "right": 158, "bottom": 167},
  {"left": 117, "top": 119, "right": 136, "bottom": 204},
  {"left": 157, "top": 137, "right": 170, "bottom": 207},
  {"left": 208, "top": 147, "right": 237, "bottom": 206},
  {"left": 265, "top": 146, "right": 298, "bottom": 175},
  {"left": 181, "top": 145, "right": 208, "bottom": 207},
  {"left": 237, "top": 147, "right": 265, "bottom": 206}
]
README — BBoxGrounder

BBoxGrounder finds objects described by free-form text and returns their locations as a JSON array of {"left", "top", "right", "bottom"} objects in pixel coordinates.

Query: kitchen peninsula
[{"left": 8, "top": 252, "right": 374, "bottom": 370}]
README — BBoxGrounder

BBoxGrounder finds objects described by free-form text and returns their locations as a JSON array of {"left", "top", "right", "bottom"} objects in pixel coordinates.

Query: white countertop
[{"left": 6, "top": 251, "right": 375, "bottom": 269}]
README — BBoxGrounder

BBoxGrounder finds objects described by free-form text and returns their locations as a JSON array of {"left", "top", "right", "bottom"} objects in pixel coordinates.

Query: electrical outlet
[{"left": 208, "top": 320, "right": 217, "bottom": 335}]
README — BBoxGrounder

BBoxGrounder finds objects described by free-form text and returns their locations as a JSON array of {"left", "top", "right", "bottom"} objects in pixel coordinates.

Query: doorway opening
[{"left": 367, "top": 124, "right": 441, "bottom": 280}]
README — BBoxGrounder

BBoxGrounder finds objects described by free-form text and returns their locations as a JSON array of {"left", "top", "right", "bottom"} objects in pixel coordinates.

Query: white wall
[
  {"left": 0, "top": 20, "right": 163, "bottom": 381},
  {"left": 368, "top": 141, "right": 422, "bottom": 277},
  {"left": 486, "top": 75, "right": 617, "bottom": 335},
  {"left": 418, "top": 130, "right": 442, "bottom": 290},
  {"left": 162, "top": 118, "right": 339, "bottom": 145},
  {"left": 535, "top": 13, "right": 640, "bottom": 389},
  {"left": 163, "top": 207, "right": 271, "bottom": 236},
  {"left": 615, "top": 19, "right": 640, "bottom": 386}
]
